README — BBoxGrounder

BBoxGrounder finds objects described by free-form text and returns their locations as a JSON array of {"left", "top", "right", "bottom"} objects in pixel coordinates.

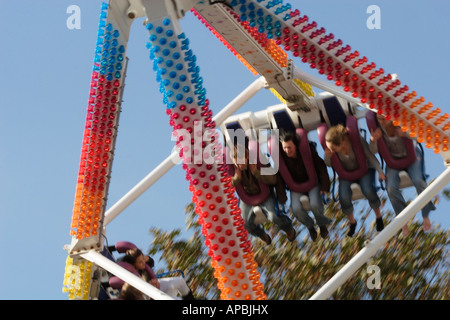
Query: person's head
[
  {"left": 280, "top": 130, "right": 299, "bottom": 158},
  {"left": 376, "top": 114, "right": 393, "bottom": 129},
  {"left": 123, "top": 248, "right": 146, "bottom": 271},
  {"left": 325, "top": 124, "right": 349, "bottom": 153},
  {"left": 232, "top": 144, "right": 249, "bottom": 170},
  {"left": 120, "top": 282, "right": 144, "bottom": 300}
]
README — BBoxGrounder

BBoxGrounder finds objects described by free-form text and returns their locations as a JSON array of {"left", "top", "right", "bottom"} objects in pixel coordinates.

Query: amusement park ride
[{"left": 62, "top": 0, "right": 450, "bottom": 300}]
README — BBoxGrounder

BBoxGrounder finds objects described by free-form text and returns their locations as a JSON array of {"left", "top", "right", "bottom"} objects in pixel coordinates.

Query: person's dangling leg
[
  {"left": 262, "top": 195, "right": 296, "bottom": 242},
  {"left": 308, "top": 184, "right": 332, "bottom": 238},
  {"left": 359, "top": 169, "right": 383, "bottom": 231},
  {"left": 240, "top": 200, "right": 266, "bottom": 240},
  {"left": 385, "top": 166, "right": 409, "bottom": 236},
  {"left": 338, "top": 179, "right": 357, "bottom": 236},
  {"left": 407, "top": 149, "right": 436, "bottom": 232},
  {"left": 290, "top": 190, "right": 317, "bottom": 241}
]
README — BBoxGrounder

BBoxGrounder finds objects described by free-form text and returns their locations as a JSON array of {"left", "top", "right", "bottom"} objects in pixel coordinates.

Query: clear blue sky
[{"left": 0, "top": 0, "right": 448, "bottom": 299}]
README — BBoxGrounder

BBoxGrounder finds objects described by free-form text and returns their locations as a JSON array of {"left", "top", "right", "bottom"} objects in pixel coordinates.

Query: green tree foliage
[{"left": 147, "top": 196, "right": 449, "bottom": 300}]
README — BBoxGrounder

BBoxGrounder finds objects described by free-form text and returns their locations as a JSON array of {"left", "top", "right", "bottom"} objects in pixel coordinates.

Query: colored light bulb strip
[
  {"left": 226, "top": 0, "right": 449, "bottom": 153},
  {"left": 191, "top": 8, "right": 258, "bottom": 76},
  {"left": 269, "top": 87, "right": 287, "bottom": 104},
  {"left": 269, "top": 77, "right": 316, "bottom": 104},
  {"left": 192, "top": 2, "right": 314, "bottom": 112},
  {"left": 191, "top": 4, "right": 288, "bottom": 76},
  {"left": 70, "top": 2, "right": 127, "bottom": 241},
  {"left": 146, "top": 17, "right": 266, "bottom": 300},
  {"left": 226, "top": 7, "right": 289, "bottom": 68},
  {"left": 293, "top": 78, "right": 315, "bottom": 97},
  {"left": 63, "top": 255, "right": 94, "bottom": 300},
  {"left": 193, "top": 4, "right": 314, "bottom": 103}
]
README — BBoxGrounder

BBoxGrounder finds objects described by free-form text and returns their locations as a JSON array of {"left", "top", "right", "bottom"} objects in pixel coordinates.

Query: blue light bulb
[{"left": 169, "top": 101, "right": 177, "bottom": 108}]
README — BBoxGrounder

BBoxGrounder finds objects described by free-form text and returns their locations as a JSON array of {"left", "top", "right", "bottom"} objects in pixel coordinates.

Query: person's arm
[
  {"left": 361, "top": 137, "right": 385, "bottom": 180},
  {"left": 144, "top": 264, "right": 160, "bottom": 289},
  {"left": 311, "top": 146, "right": 331, "bottom": 192},
  {"left": 323, "top": 148, "right": 333, "bottom": 167},
  {"left": 274, "top": 173, "right": 288, "bottom": 204},
  {"left": 250, "top": 164, "right": 277, "bottom": 185},
  {"left": 231, "top": 165, "right": 242, "bottom": 186},
  {"left": 369, "top": 128, "right": 382, "bottom": 154}
]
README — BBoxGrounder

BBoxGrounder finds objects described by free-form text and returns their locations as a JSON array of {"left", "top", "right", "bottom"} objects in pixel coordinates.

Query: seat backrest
[
  {"left": 366, "top": 111, "right": 416, "bottom": 170},
  {"left": 317, "top": 115, "right": 368, "bottom": 181},
  {"left": 320, "top": 95, "right": 348, "bottom": 127}
]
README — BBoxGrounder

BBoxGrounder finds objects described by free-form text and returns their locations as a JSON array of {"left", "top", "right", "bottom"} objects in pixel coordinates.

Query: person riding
[
  {"left": 231, "top": 144, "right": 297, "bottom": 245},
  {"left": 324, "top": 124, "right": 385, "bottom": 237},
  {"left": 369, "top": 114, "right": 435, "bottom": 236},
  {"left": 279, "top": 130, "right": 332, "bottom": 240}
]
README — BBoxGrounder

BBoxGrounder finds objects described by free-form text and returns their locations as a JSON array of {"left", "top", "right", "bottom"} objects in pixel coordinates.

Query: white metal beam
[
  {"left": 310, "top": 166, "right": 450, "bottom": 300},
  {"left": 293, "top": 67, "right": 368, "bottom": 108},
  {"left": 81, "top": 250, "right": 174, "bottom": 300},
  {"left": 104, "top": 76, "right": 266, "bottom": 226}
]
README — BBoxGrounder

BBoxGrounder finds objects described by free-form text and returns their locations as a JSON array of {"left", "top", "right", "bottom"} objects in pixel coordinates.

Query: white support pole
[
  {"left": 104, "top": 152, "right": 179, "bottom": 226},
  {"left": 81, "top": 250, "right": 175, "bottom": 300},
  {"left": 310, "top": 166, "right": 450, "bottom": 300},
  {"left": 209, "top": 76, "right": 267, "bottom": 125},
  {"left": 293, "top": 67, "right": 367, "bottom": 107},
  {"left": 103, "top": 76, "right": 266, "bottom": 226}
]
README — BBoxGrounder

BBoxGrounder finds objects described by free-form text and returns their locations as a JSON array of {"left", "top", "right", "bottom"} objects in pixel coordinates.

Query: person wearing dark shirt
[{"left": 279, "top": 131, "right": 332, "bottom": 240}]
